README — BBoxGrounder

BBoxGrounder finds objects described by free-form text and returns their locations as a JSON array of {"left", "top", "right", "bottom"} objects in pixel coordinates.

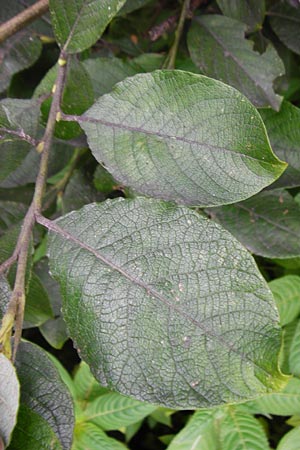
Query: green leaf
[
  {"left": 62, "top": 170, "right": 103, "bottom": 214},
  {"left": 260, "top": 101, "right": 300, "bottom": 188},
  {"left": 0, "top": 275, "right": 11, "bottom": 319},
  {"left": 0, "top": 32, "right": 42, "bottom": 94},
  {"left": 269, "top": 275, "right": 300, "bottom": 326},
  {"left": 9, "top": 404, "right": 62, "bottom": 450},
  {"left": 80, "top": 392, "right": 156, "bottom": 430},
  {"left": 14, "top": 341, "right": 74, "bottom": 449},
  {"left": 49, "top": 0, "right": 126, "bottom": 53},
  {"left": 207, "top": 189, "right": 300, "bottom": 258},
  {"left": 241, "top": 377, "right": 300, "bottom": 416},
  {"left": 188, "top": 15, "right": 284, "bottom": 110},
  {"left": 119, "top": 0, "right": 152, "bottom": 15},
  {"left": 73, "top": 361, "right": 109, "bottom": 405},
  {"left": 79, "top": 70, "right": 286, "bottom": 207},
  {"left": 289, "top": 320, "right": 300, "bottom": 377},
  {"left": 0, "top": 354, "right": 20, "bottom": 447},
  {"left": 94, "top": 165, "right": 118, "bottom": 194},
  {"left": 277, "top": 427, "right": 300, "bottom": 450},
  {"left": 73, "top": 422, "right": 127, "bottom": 450},
  {"left": 168, "top": 406, "right": 270, "bottom": 450},
  {"left": 47, "top": 197, "right": 285, "bottom": 409},
  {"left": 270, "top": 3, "right": 300, "bottom": 56},
  {"left": 216, "top": 0, "right": 265, "bottom": 32},
  {"left": 0, "top": 201, "right": 27, "bottom": 235},
  {"left": 35, "top": 57, "right": 94, "bottom": 140},
  {"left": 280, "top": 320, "right": 298, "bottom": 374},
  {"left": 23, "top": 273, "right": 54, "bottom": 328}
]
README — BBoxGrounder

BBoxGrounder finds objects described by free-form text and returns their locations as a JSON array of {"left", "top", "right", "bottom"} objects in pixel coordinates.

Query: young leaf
[
  {"left": 0, "top": 354, "right": 20, "bottom": 447},
  {"left": 207, "top": 189, "right": 300, "bottom": 259},
  {"left": 289, "top": 320, "right": 300, "bottom": 377},
  {"left": 73, "top": 361, "right": 109, "bottom": 405},
  {"left": 269, "top": 275, "right": 300, "bottom": 326},
  {"left": 280, "top": 320, "right": 298, "bottom": 374},
  {"left": 73, "top": 422, "right": 127, "bottom": 450},
  {"left": 270, "top": 3, "right": 300, "bottom": 56},
  {"left": 260, "top": 101, "right": 300, "bottom": 188},
  {"left": 47, "top": 197, "right": 285, "bottom": 409},
  {"left": 49, "top": 0, "right": 126, "bottom": 53},
  {"left": 8, "top": 404, "right": 62, "bottom": 450},
  {"left": 14, "top": 341, "right": 74, "bottom": 449},
  {"left": 216, "top": 0, "right": 265, "bottom": 32},
  {"left": 80, "top": 392, "right": 156, "bottom": 430},
  {"left": 79, "top": 70, "right": 286, "bottom": 207},
  {"left": 188, "top": 15, "right": 284, "bottom": 110},
  {"left": 277, "top": 426, "right": 300, "bottom": 450}
]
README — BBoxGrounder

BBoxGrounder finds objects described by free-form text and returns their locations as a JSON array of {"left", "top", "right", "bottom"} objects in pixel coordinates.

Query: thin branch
[
  {"left": 163, "top": 0, "right": 191, "bottom": 69},
  {"left": 0, "top": 52, "right": 68, "bottom": 361},
  {"left": 0, "top": 127, "right": 38, "bottom": 147},
  {"left": 0, "top": 0, "right": 49, "bottom": 44}
]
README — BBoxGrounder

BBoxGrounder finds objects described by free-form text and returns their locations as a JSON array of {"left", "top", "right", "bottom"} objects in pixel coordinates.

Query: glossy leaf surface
[
  {"left": 48, "top": 197, "right": 284, "bottom": 409},
  {"left": 79, "top": 70, "right": 286, "bottom": 207}
]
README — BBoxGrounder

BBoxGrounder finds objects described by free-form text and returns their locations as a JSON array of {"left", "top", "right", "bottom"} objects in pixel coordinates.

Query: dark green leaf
[
  {"left": 0, "top": 201, "right": 27, "bottom": 236},
  {"left": 119, "top": 0, "right": 153, "bottom": 15},
  {"left": 79, "top": 70, "right": 286, "bottom": 207},
  {"left": 207, "top": 189, "right": 300, "bottom": 258},
  {"left": 48, "top": 197, "right": 285, "bottom": 409},
  {"left": 260, "top": 101, "right": 300, "bottom": 188},
  {"left": 9, "top": 404, "right": 62, "bottom": 450},
  {"left": 94, "top": 165, "right": 118, "bottom": 194},
  {"left": 269, "top": 275, "right": 300, "bottom": 326},
  {"left": 49, "top": 0, "right": 126, "bottom": 53},
  {"left": 0, "top": 354, "right": 20, "bottom": 447},
  {"left": 23, "top": 273, "right": 54, "bottom": 328},
  {"left": 0, "top": 32, "right": 42, "bottom": 94},
  {"left": 216, "top": 0, "right": 265, "bottom": 32},
  {"left": 188, "top": 15, "right": 284, "bottom": 110},
  {"left": 14, "top": 341, "right": 74, "bottom": 449},
  {"left": 62, "top": 170, "right": 103, "bottom": 214},
  {"left": 270, "top": 3, "right": 300, "bottom": 56}
]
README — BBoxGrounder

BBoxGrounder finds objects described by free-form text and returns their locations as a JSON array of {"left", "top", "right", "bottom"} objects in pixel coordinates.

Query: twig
[
  {"left": 0, "top": 52, "right": 68, "bottom": 361},
  {"left": 163, "top": 0, "right": 191, "bottom": 69},
  {"left": 0, "top": 0, "right": 49, "bottom": 44},
  {"left": 0, "top": 127, "right": 38, "bottom": 147}
]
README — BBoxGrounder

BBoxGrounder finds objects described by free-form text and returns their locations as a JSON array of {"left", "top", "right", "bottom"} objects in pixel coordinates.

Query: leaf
[
  {"left": 289, "top": 320, "right": 300, "bottom": 377},
  {"left": 188, "top": 15, "right": 284, "bottom": 110},
  {"left": 79, "top": 70, "right": 286, "bottom": 207},
  {"left": 277, "top": 427, "right": 300, "bottom": 450},
  {"left": 0, "top": 201, "right": 27, "bottom": 235},
  {"left": 260, "top": 101, "right": 300, "bottom": 188},
  {"left": 80, "top": 392, "right": 156, "bottom": 430},
  {"left": 241, "top": 377, "right": 300, "bottom": 416},
  {"left": 62, "top": 170, "right": 103, "bottom": 214},
  {"left": 168, "top": 407, "right": 269, "bottom": 450},
  {"left": 73, "top": 422, "right": 127, "bottom": 450},
  {"left": 216, "top": 0, "right": 265, "bottom": 32},
  {"left": 23, "top": 273, "right": 54, "bottom": 328},
  {"left": 49, "top": 0, "right": 126, "bottom": 53},
  {"left": 280, "top": 320, "right": 298, "bottom": 374},
  {"left": 8, "top": 404, "right": 62, "bottom": 450},
  {"left": 119, "top": 0, "right": 153, "bottom": 15},
  {"left": 269, "top": 276, "right": 300, "bottom": 326},
  {"left": 206, "top": 189, "right": 300, "bottom": 259},
  {"left": 47, "top": 197, "right": 285, "bottom": 409},
  {"left": 73, "top": 361, "right": 109, "bottom": 405},
  {"left": 94, "top": 165, "right": 118, "bottom": 194},
  {"left": 270, "top": 3, "right": 300, "bottom": 56},
  {"left": 0, "top": 32, "right": 42, "bottom": 94},
  {"left": 0, "top": 354, "right": 20, "bottom": 447},
  {"left": 14, "top": 341, "right": 74, "bottom": 449},
  {"left": 0, "top": 275, "right": 11, "bottom": 320}
]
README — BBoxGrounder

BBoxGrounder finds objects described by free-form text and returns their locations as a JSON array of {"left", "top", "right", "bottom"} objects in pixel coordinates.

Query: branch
[
  {"left": 0, "top": 127, "right": 38, "bottom": 147},
  {"left": 0, "top": 0, "right": 49, "bottom": 44},
  {"left": 0, "top": 52, "right": 68, "bottom": 361}
]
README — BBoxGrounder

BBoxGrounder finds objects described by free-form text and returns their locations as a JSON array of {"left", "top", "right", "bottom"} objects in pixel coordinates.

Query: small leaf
[
  {"left": 269, "top": 275, "right": 300, "bottom": 326},
  {"left": 49, "top": 0, "right": 126, "bottom": 53},
  {"left": 73, "top": 361, "right": 109, "bottom": 405},
  {"left": 270, "top": 3, "right": 300, "bottom": 56},
  {"left": 62, "top": 170, "right": 103, "bottom": 214},
  {"left": 79, "top": 70, "right": 286, "bottom": 207},
  {"left": 0, "top": 354, "right": 20, "bottom": 447},
  {"left": 188, "top": 15, "right": 284, "bottom": 110},
  {"left": 48, "top": 197, "right": 285, "bottom": 409},
  {"left": 73, "top": 422, "right": 127, "bottom": 450},
  {"left": 289, "top": 320, "right": 300, "bottom": 377},
  {"left": 81, "top": 392, "right": 156, "bottom": 430},
  {"left": 8, "top": 404, "right": 62, "bottom": 450},
  {"left": 14, "top": 341, "right": 74, "bottom": 449},
  {"left": 207, "top": 189, "right": 300, "bottom": 258},
  {"left": 0, "top": 32, "right": 42, "bottom": 94},
  {"left": 260, "top": 101, "right": 300, "bottom": 188},
  {"left": 277, "top": 427, "right": 300, "bottom": 450},
  {"left": 216, "top": 0, "right": 265, "bottom": 32}
]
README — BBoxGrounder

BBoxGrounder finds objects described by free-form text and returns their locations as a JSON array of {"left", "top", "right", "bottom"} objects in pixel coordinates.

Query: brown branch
[
  {"left": 0, "top": 127, "right": 38, "bottom": 147},
  {"left": 0, "top": 0, "right": 49, "bottom": 44}
]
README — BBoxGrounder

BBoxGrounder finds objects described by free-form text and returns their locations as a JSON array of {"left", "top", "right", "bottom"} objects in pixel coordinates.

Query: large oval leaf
[
  {"left": 47, "top": 197, "right": 285, "bottom": 409},
  {"left": 79, "top": 71, "right": 286, "bottom": 207}
]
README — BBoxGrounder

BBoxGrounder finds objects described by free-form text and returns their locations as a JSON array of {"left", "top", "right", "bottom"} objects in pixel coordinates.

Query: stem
[
  {"left": 0, "top": 52, "right": 68, "bottom": 360},
  {"left": 0, "top": 0, "right": 49, "bottom": 44},
  {"left": 163, "top": 0, "right": 191, "bottom": 69},
  {"left": 0, "top": 127, "right": 38, "bottom": 147}
]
